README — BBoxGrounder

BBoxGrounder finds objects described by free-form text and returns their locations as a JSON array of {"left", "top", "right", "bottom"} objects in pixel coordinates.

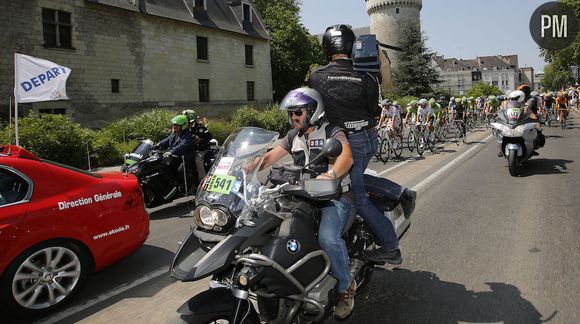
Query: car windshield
[{"left": 195, "top": 127, "right": 279, "bottom": 216}]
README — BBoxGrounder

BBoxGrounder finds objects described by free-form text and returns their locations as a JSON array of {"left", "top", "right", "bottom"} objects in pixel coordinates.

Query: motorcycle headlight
[
  {"left": 512, "top": 125, "right": 525, "bottom": 137},
  {"left": 193, "top": 205, "right": 230, "bottom": 229}
]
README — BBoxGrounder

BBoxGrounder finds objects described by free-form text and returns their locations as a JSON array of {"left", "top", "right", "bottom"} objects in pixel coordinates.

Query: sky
[{"left": 299, "top": 0, "right": 549, "bottom": 73}]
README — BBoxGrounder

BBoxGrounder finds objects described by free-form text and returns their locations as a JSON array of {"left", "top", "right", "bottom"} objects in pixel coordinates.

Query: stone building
[
  {"left": 365, "top": 0, "right": 422, "bottom": 92},
  {"left": 0, "top": 0, "right": 272, "bottom": 128},
  {"left": 433, "top": 54, "right": 533, "bottom": 95}
]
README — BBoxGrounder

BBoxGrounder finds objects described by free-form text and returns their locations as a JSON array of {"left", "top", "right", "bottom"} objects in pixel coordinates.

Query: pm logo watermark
[{"left": 530, "top": 2, "right": 578, "bottom": 51}]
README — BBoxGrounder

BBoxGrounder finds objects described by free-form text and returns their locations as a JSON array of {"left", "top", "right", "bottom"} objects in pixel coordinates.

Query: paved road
[{"left": 27, "top": 113, "right": 580, "bottom": 324}]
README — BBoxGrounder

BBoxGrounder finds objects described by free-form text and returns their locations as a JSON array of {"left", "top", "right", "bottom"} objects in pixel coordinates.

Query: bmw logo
[{"left": 286, "top": 239, "right": 300, "bottom": 254}]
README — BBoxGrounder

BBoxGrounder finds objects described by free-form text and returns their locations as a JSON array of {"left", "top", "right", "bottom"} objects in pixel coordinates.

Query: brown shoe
[{"left": 334, "top": 280, "right": 356, "bottom": 320}]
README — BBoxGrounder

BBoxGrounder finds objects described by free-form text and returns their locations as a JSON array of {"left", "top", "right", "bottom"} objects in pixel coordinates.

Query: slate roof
[{"left": 88, "top": 0, "right": 269, "bottom": 39}]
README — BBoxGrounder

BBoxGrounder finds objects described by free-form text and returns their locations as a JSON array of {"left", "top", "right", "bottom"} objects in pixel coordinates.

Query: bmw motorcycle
[
  {"left": 171, "top": 127, "right": 411, "bottom": 323},
  {"left": 490, "top": 104, "right": 543, "bottom": 176},
  {"left": 121, "top": 139, "right": 219, "bottom": 208}
]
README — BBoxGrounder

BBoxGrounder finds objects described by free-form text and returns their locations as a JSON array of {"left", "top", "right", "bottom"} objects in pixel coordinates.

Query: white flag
[{"left": 14, "top": 53, "right": 71, "bottom": 103}]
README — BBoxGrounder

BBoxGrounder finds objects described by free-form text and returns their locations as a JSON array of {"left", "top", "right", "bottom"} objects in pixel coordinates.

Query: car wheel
[{"left": 0, "top": 240, "right": 90, "bottom": 317}]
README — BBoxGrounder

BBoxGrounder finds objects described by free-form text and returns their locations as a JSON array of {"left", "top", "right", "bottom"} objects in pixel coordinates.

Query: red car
[{"left": 0, "top": 145, "right": 149, "bottom": 316}]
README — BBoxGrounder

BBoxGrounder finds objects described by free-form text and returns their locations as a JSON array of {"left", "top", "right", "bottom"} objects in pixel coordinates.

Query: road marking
[
  {"left": 411, "top": 134, "right": 493, "bottom": 193},
  {"left": 378, "top": 159, "right": 411, "bottom": 176},
  {"left": 38, "top": 265, "right": 170, "bottom": 324}
]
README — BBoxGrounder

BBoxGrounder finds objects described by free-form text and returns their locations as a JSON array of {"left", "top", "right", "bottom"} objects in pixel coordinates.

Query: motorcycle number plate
[
  {"left": 205, "top": 174, "right": 236, "bottom": 194},
  {"left": 507, "top": 108, "right": 521, "bottom": 119}
]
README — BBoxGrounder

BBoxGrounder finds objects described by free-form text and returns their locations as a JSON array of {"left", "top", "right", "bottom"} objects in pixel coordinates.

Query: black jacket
[
  {"left": 309, "top": 59, "right": 380, "bottom": 131},
  {"left": 158, "top": 129, "right": 195, "bottom": 166}
]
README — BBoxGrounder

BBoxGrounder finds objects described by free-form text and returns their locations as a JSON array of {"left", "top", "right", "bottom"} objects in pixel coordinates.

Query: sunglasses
[{"left": 289, "top": 110, "right": 304, "bottom": 116}]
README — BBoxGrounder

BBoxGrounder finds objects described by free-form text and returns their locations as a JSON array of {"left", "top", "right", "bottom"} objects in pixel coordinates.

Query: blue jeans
[
  {"left": 347, "top": 128, "right": 399, "bottom": 251},
  {"left": 319, "top": 196, "right": 352, "bottom": 293}
]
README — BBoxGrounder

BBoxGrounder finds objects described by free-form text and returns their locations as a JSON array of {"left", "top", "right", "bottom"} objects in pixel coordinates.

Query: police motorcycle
[
  {"left": 171, "top": 127, "right": 411, "bottom": 323},
  {"left": 121, "top": 139, "right": 217, "bottom": 208},
  {"left": 490, "top": 91, "right": 544, "bottom": 177}
]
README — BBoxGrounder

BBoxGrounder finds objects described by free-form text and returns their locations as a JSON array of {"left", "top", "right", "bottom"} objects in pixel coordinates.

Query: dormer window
[
  {"left": 194, "top": 0, "right": 205, "bottom": 9},
  {"left": 243, "top": 3, "right": 251, "bottom": 22}
]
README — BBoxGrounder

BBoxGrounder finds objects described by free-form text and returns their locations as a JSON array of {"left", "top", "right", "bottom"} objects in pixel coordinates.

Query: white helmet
[
  {"left": 530, "top": 91, "right": 538, "bottom": 97},
  {"left": 209, "top": 139, "right": 219, "bottom": 148},
  {"left": 508, "top": 90, "right": 526, "bottom": 104},
  {"left": 280, "top": 87, "right": 325, "bottom": 127},
  {"left": 418, "top": 98, "right": 428, "bottom": 106}
]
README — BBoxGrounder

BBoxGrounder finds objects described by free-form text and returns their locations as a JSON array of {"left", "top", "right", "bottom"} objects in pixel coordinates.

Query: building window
[
  {"left": 39, "top": 108, "right": 66, "bottom": 115},
  {"left": 243, "top": 3, "right": 252, "bottom": 21},
  {"left": 197, "top": 36, "right": 208, "bottom": 60},
  {"left": 396, "top": 8, "right": 400, "bottom": 14},
  {"left": 245, "top": 45, "right": 254, "bottom": 66},
  {"left": 42, "top": 8, "right": 72, "bottom": 48},
  {"left": 111, "top": 79, "right": 120, "bottom": 93},
  {"left": 199, "top": 79, "right": 210, "bottom": 102},
  {"left": 247, "top": 81, "right": 255, "bottom": 101},
  {"left": 194, "top": 0, "right": 205, "bottom": 9}
]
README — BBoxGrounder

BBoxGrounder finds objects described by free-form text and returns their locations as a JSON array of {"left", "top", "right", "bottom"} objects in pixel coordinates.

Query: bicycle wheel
[
  {"left": 407, "top": 130, "right": 416, "bottom": 152},
  {"left": 416, "top": 131, "right": 425, "bottom": 156},
  {"left": 379, "top": 138, "right": 391, "bottom": 163},
  {"left": 393, "top": 134, "right": 404, "bottom": 158},
  {"left": 428, "top": 130, "right": 437, "bottom": 152}
]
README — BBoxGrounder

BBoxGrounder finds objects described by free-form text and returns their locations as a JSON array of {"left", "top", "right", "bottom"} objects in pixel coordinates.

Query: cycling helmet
[
  {"left": 209, "top": 138, "right": 219, "bottom": 148},
  {"left": 462, "top": 96, "right": 468, "bottom": 102},
  {"left": 392, "top": 101, "right": 399, "bottom": 106},
  {"left": 322, "top": 24, "right": 355, "bottom": 59},
  {"left": 508, "top": 90, "right": 526, "bottom": 104},
  {"left": 171, "top": 115, "right": 189, "bottom": 130},
  {"left": 531, "top": 91, "right": 538, "bottom": 97},
  {"left": 181, "top": 109, "right": 199, "bottom": 123},
  {"left": 380, "top": 99, "right": 391, "bottom": 107},
  {"left": 488, "top": 95, "right": 497, "bottom": 101},
  {"left": 418, "top": 98, "right": 428, "bottom": 106},
  {"left": 450, "top": 96, "right": 455, "bottom": 101},
  {"left": 428, "top": 98, "right": 436, "bottom": 105},
  {"left": 455, "top": 97, "right": 462, "bottom": 103},
  {"left": 280, "top": 87, "right": 325, "bottom": 128}
]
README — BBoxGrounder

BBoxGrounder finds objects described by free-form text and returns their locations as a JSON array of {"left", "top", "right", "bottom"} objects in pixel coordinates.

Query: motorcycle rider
[
  {"left": 516, "top": 85, "right": 545, "bottom": 154},
  {"left": 182, "top": 109, "right": 213, "bottom": 183},
  {"left": 248, "top": 87, "right": 357, "bottom": 319},
  {"left": 309, "top": 24, "right": 417, "bottom": 265},
  {"left": 156, "top": 115, "right": 196, "bottom": 191}
]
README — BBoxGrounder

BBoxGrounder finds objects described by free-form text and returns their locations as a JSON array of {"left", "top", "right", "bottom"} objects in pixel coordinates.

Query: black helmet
[{"left": 322, "top": 24, "right": 355, "bottom": 59}]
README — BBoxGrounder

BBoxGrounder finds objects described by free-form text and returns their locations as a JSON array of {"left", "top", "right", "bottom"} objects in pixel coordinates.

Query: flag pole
[
  {"left": 8, "top": 95, "right": 12, "bottom": 144},
  {"left": 13, "top": 53, "right": 20, "bottom": 147}
]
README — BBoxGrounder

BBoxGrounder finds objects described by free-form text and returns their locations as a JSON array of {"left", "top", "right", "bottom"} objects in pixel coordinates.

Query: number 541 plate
[{"left": 206, "top": 174, "right": 237, "bottom": 194}]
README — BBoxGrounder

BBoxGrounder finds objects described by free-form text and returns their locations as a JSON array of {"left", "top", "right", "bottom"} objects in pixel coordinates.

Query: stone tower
[{"left": 365, "top": 0, "right": 422, "bottom": 92}]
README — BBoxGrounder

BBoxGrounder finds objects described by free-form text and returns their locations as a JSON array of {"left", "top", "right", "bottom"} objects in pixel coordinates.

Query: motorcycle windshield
[
  {"left": 124, "top": 139, "right": 154, "bottom": 166},
  {"left": 196, "top": 127, "right": 280, "bottom": 215},
  {"left": 503, "top": 103, "right": 523, "bottom": 126}
]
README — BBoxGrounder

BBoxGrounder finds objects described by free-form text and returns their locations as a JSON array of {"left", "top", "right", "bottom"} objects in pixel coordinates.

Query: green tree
[
  {"left": 253, "top": 0, "right": 325, "bottom": 101},
  {"left": 467, "top": 82, "right": 503, "bottom": 98},
  {"left": 392, "top": 21, "right": 441, "bottom": 96},
  {"left": 539, "top": 0, "right": 580, "bottom": 90},
  {"left": 541, "top": 63, "right": 574, "bottom": 90}
]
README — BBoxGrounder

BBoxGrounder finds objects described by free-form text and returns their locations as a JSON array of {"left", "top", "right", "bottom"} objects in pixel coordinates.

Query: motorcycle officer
[
  {"left": 309, "top": 24, "right": 417, "bottom": 265},
  {"left": 182, "top": 109, "right": 213, "bottom": 183},
  {"left": 516, "top": 85, "right": 545, "bottom": 154},
  {"left": 248, "top": 87, "right": 357, "bottom": 319},
  {"left": 156, "top": 115, "right": 196, "bottom": 191}
]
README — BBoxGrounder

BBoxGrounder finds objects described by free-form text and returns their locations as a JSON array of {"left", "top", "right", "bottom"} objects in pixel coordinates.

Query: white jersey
[{"left": 417, "top": 105, "right": 433, "bottom": 120}]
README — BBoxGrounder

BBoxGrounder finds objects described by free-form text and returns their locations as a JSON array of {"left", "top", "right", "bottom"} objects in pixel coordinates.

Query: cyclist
[
  {"left": 485, "top": 95, "right": 500, "bottom": 121},
  {"left": 417, "top": 98, "right": 434, "bottom": 132},
  {"left": 556, "top": 91, "right": 569, "bottom": 126},
  {"left": 448, "top": 96, "right": 457, "bottom": 120},
  {"left": 378, "top": 99, "right": 402, "bottom": 136},
  {"left": 404, "top": 99, "right": 419, "bottom": 126}
]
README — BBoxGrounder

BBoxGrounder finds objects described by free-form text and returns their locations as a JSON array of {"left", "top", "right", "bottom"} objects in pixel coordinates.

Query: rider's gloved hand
[{"left": 162, "top": 151, "right": 173, "bottom": 158}]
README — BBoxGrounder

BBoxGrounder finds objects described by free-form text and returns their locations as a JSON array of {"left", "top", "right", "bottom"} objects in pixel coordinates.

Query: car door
[{"left": 0, "top": 166, "right": 33, "bottom": 259}]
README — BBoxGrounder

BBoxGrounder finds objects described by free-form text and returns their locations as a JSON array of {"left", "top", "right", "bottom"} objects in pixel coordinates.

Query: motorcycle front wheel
[{"left": 508, "top": 149, "right": 519, "bottom": 176}]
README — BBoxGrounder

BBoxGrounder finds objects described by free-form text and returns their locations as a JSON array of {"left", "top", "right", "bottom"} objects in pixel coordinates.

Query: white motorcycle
[{"left": 491, "top": 104, "right": 543, "bottom": 176}]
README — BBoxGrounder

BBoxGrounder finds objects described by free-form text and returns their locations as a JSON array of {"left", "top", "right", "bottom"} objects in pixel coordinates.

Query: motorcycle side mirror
[{"left": 305, "top": 138, "right": 343, "bottom": 168}]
